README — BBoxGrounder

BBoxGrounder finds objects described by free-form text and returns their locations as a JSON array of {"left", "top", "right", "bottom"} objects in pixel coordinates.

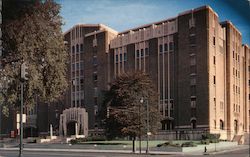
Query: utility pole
[
  {"left": 19, "top": 62, "right": 28, "bottom": 157},
  {"left": 146, "top": 99, "right": 149, "bottom": 154}
]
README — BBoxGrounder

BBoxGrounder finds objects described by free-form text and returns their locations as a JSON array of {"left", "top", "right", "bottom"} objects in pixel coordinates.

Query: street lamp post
[
  {"left": 140, "top": 98, "right": 150, "bottom": 154},
  {"left": 19, "top": 62, "right": 28, "bottom": 157},
  {"left": 19, "top": 81, "right": 24, "bottom": 157},
  {"left": 146, "top": 99, "right": 149, "bottom": 154}
]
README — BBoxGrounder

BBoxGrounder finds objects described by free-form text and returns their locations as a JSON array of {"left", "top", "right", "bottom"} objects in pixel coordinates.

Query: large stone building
[
  {"left": 62, "top": 5, "right": 249, "bottom": 141},
  {"left": 109, "top": 6, "right": 250, "bottom": 141}
]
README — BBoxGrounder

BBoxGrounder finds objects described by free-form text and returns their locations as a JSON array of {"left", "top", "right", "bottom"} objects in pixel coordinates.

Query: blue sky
[{"left": 56, "top": 0, "right": 250, "bottom": 45}]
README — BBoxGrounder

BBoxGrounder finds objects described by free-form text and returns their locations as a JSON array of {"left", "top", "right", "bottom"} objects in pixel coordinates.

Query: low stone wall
[{"left": 150, "top": 130, "right": 206, "bottom": 140}]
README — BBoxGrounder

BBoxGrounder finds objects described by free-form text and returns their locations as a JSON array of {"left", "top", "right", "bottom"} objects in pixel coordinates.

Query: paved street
[{"left": 0, "top": 148, "right": 249, "bottom": 157}]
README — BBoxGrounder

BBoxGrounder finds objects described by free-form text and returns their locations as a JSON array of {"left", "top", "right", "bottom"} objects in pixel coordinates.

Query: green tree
[
  {"left": 103, "top": 71, "right": 161, "bottom": 152},
  {"left": 0, "top": 0, "right": 68, "bottom": 115}
]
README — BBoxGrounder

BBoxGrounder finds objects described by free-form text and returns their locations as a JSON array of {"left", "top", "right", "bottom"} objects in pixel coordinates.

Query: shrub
[
  {"left": 181, "top": 141, "right": 197, "bottom": 147},
  {"left": 202, "top": 133, "right": 220, "bottom": 140},
  {"left": 70, "top": 136, "right": 107, "bottom": 144},
  {"left": 156, "top": 141, "right": 173, "bottom": 147},
  {"left": 209, "top": 139, "right": 219, "bottom": 143},
  {"left": 201, "top": 139, "right": 210, "bottom": 145}
]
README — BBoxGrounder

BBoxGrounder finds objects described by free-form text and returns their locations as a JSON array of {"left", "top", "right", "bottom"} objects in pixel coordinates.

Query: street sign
[{"left": 17, "top": 114, "right": 26, "bottom": 123}]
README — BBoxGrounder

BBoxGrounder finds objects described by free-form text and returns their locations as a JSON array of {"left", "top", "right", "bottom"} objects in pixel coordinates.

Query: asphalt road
[{"left": 0, "top": 148, "right": 249, "bottom": 157}]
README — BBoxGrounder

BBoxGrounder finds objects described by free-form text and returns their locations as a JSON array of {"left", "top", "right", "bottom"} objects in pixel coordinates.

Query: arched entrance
[{"left": 67, "top": 121, "right": 77, "bottom": 136}]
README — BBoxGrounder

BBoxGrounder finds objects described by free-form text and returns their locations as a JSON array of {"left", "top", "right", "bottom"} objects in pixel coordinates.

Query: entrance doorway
[{"left": 67, "top": 121, "right": 77, "bottom": 136}]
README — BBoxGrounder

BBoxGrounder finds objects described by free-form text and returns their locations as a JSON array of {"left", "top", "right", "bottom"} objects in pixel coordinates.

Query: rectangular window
[
  {"left": 190, "top": 65, "right": 196, "bottom": 74},
  {"left": 214, "top": 98, "right": 216, "bottom": 107},
  {"left": 124, "top": 53, "right": 127, "bottom": 61},
  {"left": 190, "top": 86, "right": 196, "bottom": 96},
  {"left": 190, "top": 77, "right": 196, "bottom": 85},
  {"left": 213, "top": 37, "right": 216, "bottom": 46},
  {"left": 80, "top": 44, "right": 83, "bottom": 52},
  {"left": 213, "top": 76, "right": 216, "bottom": 84},
  {"left": 94, "top": 87, "right": 98, "bottom": 97},
  {"left": 233, "top": 51, "right": 235, "bottom": 58},
  {"left": 213, "top": 56, "right": 216, "bottom": 65},
  {"left": 189, "top": 18, "right": 195, "bottom": 28},
  {"left": 190, "top": 56, "right": 196, "bottom": 66},
  {"left": 191, "top": 97, "right": 196, "bottom": 108},
  {"left": 141, "top": 49, "right": 144, "bottom": 57},
  {"left": 76, "top": 44, "right": 79, "bottom": 53},
  {"left": 189, "top": 36, "right": 195, "bottom": 45},
  {"left": 80, "top": 78, "right": 84, "bottom": 84},
  {"left": 136, "top": 50, "right": 140, "bottom": 58},
  {"left": 76, "top": 63, "right": 79, "bottom": 70},
  {"left": 145, "top": 48, "right": 149, "bottom": 56},
  {"left": 93, "top": 57, "right": 97, "bottom": 65},
  {"left": 159, "top": 44, "right": 163, "bottom": 53},
  {"left": 115, "top": 54, "right": 118, "bottom": 63},
  {"left": 93, "top": 38, "right": 97, "bottom": 47},
  {"left": 80, "top": 62, "right": 84, "bottom": 70},
  {"left": 169, "top": 42, "right": 174, "bottom": 51},
  {"left": 164, "top": 43, "right": 168, "bottom": 52},
  {"left": 233, "top": 68, "right": 235, "bottom": 75},
  {"left": 93, "top": 73, "right": 97, "bottom": 81},
  {"left": 120, "top": 53, "right": 122, "bottom": 62}
]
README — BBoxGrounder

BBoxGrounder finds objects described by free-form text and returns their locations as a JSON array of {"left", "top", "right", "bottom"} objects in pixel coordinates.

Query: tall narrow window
[
  {"left": 213, "top": 76, "right": 216, "bottom": 84},
  {"left": 169, "top": 42, "right": 174, "bottom": 51},
  {"left": 76, "top": 44, "right": 79, "bottom": 53},
  {"left": 120, "top": 53, "right": 122, "bottom": 62},
  {"left": 136, "top": 50, "right": 140, "bottom": 58},
  {"left": 190, "top": 56, "right": 196, "bottom": 66},
  {"left": 213, "top": 37, "right": 216, "bottom": 46},
  {"left": 145, "top": 48, "right": 149, "bottom": 56},
  {"left": 213, "top": 56, "right": 216, "bottom": 65},
  {"left": 115, "top": 54, "right": 118, "bottom": 63},
  {"left": 159, "top": 44, "right": 163, "bottom": 53},
  {"left": 141, "top": 49, "right": 144, "bottom": 57},
  {"left": 72, "top": 46, "right": 75, "bottom": 53},
  {"left": 164, "top": 43, "right": 168, "bottom": 52},
  {"left": 124, "top": 52, "right": 127, "bottom": 61},
  {"left": 80, "top": 44, "right": 83, "bottom": 52}
]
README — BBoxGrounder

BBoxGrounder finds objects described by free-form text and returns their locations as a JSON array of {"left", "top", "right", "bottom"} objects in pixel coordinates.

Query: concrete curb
[
  {"left": 0, "top": 147, "right": 184, "bottom": 155},
  {"left": 205, "top": 145, "right": 249, "bottom": 155}
]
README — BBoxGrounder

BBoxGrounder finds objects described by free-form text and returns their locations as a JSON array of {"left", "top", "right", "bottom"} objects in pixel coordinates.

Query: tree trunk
[{"left": 132, "top": 136, "right": 136, "bottom": 153}]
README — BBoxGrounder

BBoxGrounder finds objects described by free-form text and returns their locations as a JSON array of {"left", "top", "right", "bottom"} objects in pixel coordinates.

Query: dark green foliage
[
  {"left": 181, "top": 141, "right": 197, "bottom": 147},
  {"left": 156, "top": 141, "right": 180, "bottom": 147},
  {"left": 0, "top": 0, "right": 67, "bottom": 115},
  {"left": 200, "top": 139, "right": 210, "bottom": 145},
  {"left": 102, "top": 71, "right": 161, "bottom": 139},
  {"left": 70, "top": 136, "right": 107, "bottom": 144}
]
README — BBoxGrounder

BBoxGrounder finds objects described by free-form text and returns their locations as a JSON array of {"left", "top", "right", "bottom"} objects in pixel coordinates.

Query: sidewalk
[
  {"left": 206, "top": 145, "right": 249, "bottom": 155},
  {"left": 0, "top": 147, "right": 184, "bottom": 155},
  {"left": 0, "top": 143, "right": 248, "bottom": 156}
]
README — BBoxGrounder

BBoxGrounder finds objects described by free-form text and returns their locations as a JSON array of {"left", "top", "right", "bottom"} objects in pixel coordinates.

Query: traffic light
[{"left": 21, "top": 62, "right": 28, "bottom": 81}]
